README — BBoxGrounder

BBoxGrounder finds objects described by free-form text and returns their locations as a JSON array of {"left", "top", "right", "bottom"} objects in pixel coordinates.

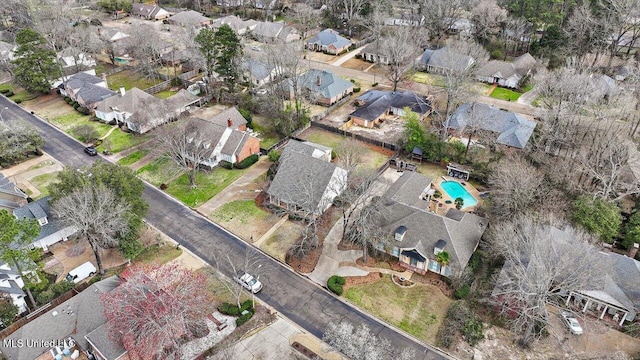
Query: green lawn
[
  {"left": 51, "top": 111, "right": 113, "bottom": 142},
  {"left": 155, "top": 90, "right": 178, "bottom": 99},
  {"left": 137, "top": 157, "right": 182, "bottom": 186},
  {"left": 29, "top": 172, "right": 59, "bottom": 200},
  {"left": 300, "top": 128, "right": 344, "bottom": 149},
  {"left": 260, "top": 221, "right": 304, "bottom": 262},
  {"left": 107, "top": 70, "right": 160, "bottom": 91},
  {"left": 98, "top": 129, "right": 150, "bottom": 153},
  {"left": 0, "top": 83, "right": 38, "bottom": 102},
  {"left": 0, "top": 83, "right": 14, "bottom": 92},
  {"left": 251, "top": 121, "right": 281, "bottom": 149},
  {"left": 412, "top": 72, "right": 446, "bottom": 87},
  {"left": 343, "top": 275, "right": 452, "bottom": 344},
  {"left": 134, "top": 243, "right": 182, "bottom": 265},
  {"left": 117, "top": 149, "right": 149, "bottom": 166},
  {"left": 166, "top": 168, "right": 248, "bottom": 207},
  {"left": 210, "top": 200, "right": 270, "bottom": 225},
  {"left": 489, "top": 87, "right": 522, "bottom": 101}
]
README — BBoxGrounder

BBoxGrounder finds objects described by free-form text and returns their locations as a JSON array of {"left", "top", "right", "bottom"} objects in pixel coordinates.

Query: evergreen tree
[
  {"left": 12, "top": 28, "right": 62, "bottom": 93},
  {"left": 213, "top": 24, "right": 241, "bottom": 91}
]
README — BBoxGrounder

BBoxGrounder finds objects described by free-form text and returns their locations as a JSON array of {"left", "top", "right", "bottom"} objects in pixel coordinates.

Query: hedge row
[
  {"left": 217, "top": 300, "right": 255, "bottom": 326},
  {"left": 327, "top": 275, "right": 346, "bottom": 295},
  {"left": 235, "top": 154, "right": 259, "bottom": 169}
]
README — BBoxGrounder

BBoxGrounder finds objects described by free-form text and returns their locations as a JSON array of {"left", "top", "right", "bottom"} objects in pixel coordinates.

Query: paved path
[
  {"left": 332, "top": 45, "right": 367, "bottom": 66},
  {"left": 130, "top": 152, "right": 159, "bottom": 171},
  {"left": 1, "top": 95, "right": 453, "bottom": 360},
  {"left": 517, "top": 88, "right": 538, "bottom": 105},
  {"left": 254, "top": 216, "right": 288, "bottom": 248},
  {"left": 196, "top": 157, "right": 271, "bottom": 215}
]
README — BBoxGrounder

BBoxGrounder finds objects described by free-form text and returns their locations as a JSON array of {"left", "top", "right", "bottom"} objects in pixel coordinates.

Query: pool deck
[{"left": 432, "top": 176, "right": 482, "bottom": 213}]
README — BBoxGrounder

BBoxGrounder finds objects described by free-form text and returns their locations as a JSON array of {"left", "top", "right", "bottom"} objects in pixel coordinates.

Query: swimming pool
[{"left": 440, "top": 181, "right": 477, "bottom": 208}]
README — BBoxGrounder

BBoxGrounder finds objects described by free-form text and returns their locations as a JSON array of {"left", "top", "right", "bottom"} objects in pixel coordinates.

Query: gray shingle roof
[
  {"left": 448, "top": 102, "right": 536, "bottom": 149},
  {"left": 211, "top": 15, "right": 256, "bottom": 32},
  {"left": 377, "top": 171, "right": 487, "bottom": 275},
  {"left": 281, "top": 139, "right": 331, "bottom": 160},
  {"left": 0, "top": 174, "right": 27, "bottom": 203},
  {"left": 0, "top": 276, "right": 121, "bottom": 360},
  {"left": 252, "top": 21, "right": 284, "bottom": 39},
  {"left": 0, "top": 279, "right": 26, "bottom": 296},
  {"left": 419, "top": 47, "right": 474, "bottom": 71},
  {"left": 131, "top": 3, "right": 167, "bottom": 18},
  {"left": 163, "top": 89, "right": 200, "bottom": 111},
  {"left": 350, "top": 90, "right": 432, "bottom": 122},
  {"left": 95, "top": 88, "right": 167, "bottom": 132},
  {"left": 85, "top": 323, "right": 126, "bottom": 360},
  {"left": 204, "top": 107, "right": 248, "bottom": 129},
  {"left": 169, "top": 10, "right": 210, "bottom": 26},
  {"left": 240, "top": 59, "right": 273, "bottom": 81},
  {"left": 307, "top": 29, "right": 351, "bottom": 49},
  {"left": 13, "top": 197, "right": 72, "bottom": 243},
  {"left": 187, "top": 117, "right": 256, "bottom": 160},
  {"left": 476, "top": 60, "right": 518, "bottom": 79},
  {"left": 297, "top": 69, "right": 354, "bottom": 100}
]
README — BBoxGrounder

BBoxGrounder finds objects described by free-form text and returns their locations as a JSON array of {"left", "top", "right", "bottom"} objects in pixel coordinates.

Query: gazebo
[{"left": 447, "top": 163, "right": 470, "bottom": 180}]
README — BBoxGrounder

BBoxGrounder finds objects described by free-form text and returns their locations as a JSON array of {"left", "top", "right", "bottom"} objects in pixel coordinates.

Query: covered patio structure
[{"left": 566, "top": 289, "right": 635, "bottom": 326}]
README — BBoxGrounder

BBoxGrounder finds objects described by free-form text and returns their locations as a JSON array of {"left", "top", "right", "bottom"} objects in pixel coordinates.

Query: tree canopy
[
  {"left": 571, "top": 196, "right": 621, "bottom": 243},
  {"left": 12, "top": 28, "right": 61, "bottom": 93},
  {"left": 0, "top": 120, "right": 44, "bottom": 167}
]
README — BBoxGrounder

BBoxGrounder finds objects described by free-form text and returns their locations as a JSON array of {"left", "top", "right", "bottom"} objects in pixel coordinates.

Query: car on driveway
[
  {"left": 84, "top": 146, "right": 97, "bottom": 156},
  {"left": 561, "top": 311, "right": 583, "bottom": 335},
  {"left": 234, "top": 270, "right": 262, "bottom": 293}
]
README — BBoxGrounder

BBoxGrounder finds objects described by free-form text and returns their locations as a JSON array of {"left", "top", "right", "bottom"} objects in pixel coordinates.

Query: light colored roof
[
  {"left": 13, "top": 197, "right": 71, "bottom": 242},
  {"left": 188, "top": 118, "right": 255, "bottom": 159},
  {"left": 169, "top": 10, "right": 210, "bottom": 26},
  {"left": 240, "top": 58, "right": 273, "bottom": 81},
  {"left": 350, "top": 90, "right": 431, "bottom": 121},
  {"left": 163, "top": 89, "right": 200, "bottom": 110},
  {"left": 307, "top": 29, "right": 351, "bottom": 49},
  {"left": 0, "top": 277, "right": 121, "bottom": 360},
  {"left": 95, "top": 87, "right": 161, "bottom": 114},
  {"left": 296, "top": 69, "right": 354, "bottom": 100},
  {"left": 420, "top": 47, "right": 474, "bottom": 71},
  {"left": 476, "top": 60, "right": 519, "bottom": 79},
  {"left": 252, "top": 21, "right": 284, "bottom": 39},
  {"left": 211, "top": 15, "right": 256, "bottom": 32},
  {"left": 448, "top": 102, "right": 536, "bottom": 149},
  {"left": 85, "top": 323, "right": 126, "bottom": 360},
  {"left": 131, "top": 3, "right": 168, "bottom": 18},
  {"left": 204, "top": 107, "right": 248, "bottom": 128}
]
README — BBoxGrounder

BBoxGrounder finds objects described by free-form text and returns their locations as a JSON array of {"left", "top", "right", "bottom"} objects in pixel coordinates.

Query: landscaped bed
[
  {"left": 166, "top": 168, "right": 249, "bottom": 208},
  {"left": 343, "top": 274, "right": 452, "bottom": 344}
]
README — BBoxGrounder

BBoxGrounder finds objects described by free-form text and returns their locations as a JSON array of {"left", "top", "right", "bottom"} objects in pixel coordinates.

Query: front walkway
[{"left": 332, "top": 45, "right": 367, "bottom": 66}]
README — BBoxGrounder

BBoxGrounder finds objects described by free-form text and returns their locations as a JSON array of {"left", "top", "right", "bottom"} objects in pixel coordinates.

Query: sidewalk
[{"left": 332, "top": 45, "right": 367, "bottom": 66}]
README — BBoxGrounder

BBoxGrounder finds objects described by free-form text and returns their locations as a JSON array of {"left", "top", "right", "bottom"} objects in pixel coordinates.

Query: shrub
[
  {"left": 218, "top": 160, "right": 233, "bottom": 169},
  {"left": 454, "top": 284, "right": 470, "bottom": 299},
  {"left": 170, "top": 77, "right": 182, "bottom": 87},
  {"left": 235, "top": 154, "right": 259, "bottom": 169},
  {"left": 50, "top": 280, "right": 75, "bottom": 296},
  {"left": 490, "top": 49, "right": 503, "bottom": 60},
  {"left": 238, "top": 108, "right": 253, "bottom": 128},
  {"left": 218, "top": 302, "right": 240, "bottom": 316},
  {"left": 0, "top": 89, "right": 9, "bottom": 94},
  {"left": 71, "top": 101, "right": 78, "bottom": 107},
  {"left": 64, "top": 96, "right": 71, "bottom": 102},
  {"left": 14, "top": 99, "right": 22, "bottom": 104},
  {"left": 462, "top": 318, "right": 484, "bottom": 346},
  {"left": 5, "top": 91, "right": 14, "bottom": 97},
  {"left": 77, "top": 107, "right": 90, "bottom": 115},
  {"left": 268, "top": 149, "right": 280, "bottom": 162},
  {"left": 353, "top": 87, "right": 361, "bottom": 93},
  {"left": 331, "top": 150, "right": 337, "bottom": 160},
  {"left": 372, "top": 82, "right": 378, "bottom": 87},
  {"left": 327, "top": 275, "right": 346, "bottom": 295},
  {"left": 355, "top": 54, "right": 362, "bottom": 59},
  {"left": 36, "top": 290, "right": 54, "bottom": 304},
  {"left": 350, "top": 79, "right": 356, "bottom": 83},
  {"left": 240, "top": 299, "right": 253, "bottom": 312},
  {"left": 236, "top": 311, "right": 253, "bottom": 326}
]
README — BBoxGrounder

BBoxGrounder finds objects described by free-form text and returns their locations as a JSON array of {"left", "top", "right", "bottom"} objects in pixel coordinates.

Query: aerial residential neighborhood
[{"left": 0, "top": 0, "right": 640, "bottom": 359}]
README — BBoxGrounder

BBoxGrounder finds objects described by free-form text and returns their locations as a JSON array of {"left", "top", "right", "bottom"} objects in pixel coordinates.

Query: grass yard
[
  {"left": 155, "top": 90, "right": 178, "bottom": 99},
  {"left": 0, "top": 83, "right": 38, "bottom": 103},
  {"left": 51, "top": 111, "right": 113, "bottom": 141},
  {"left": 29, "top": 172, "right": 59, "bottom": 199},
  {"left": 489, "top": 87, "right": 522, "bottom": 101},
  {"left": 414, "top": 161, "right": 447, "bottom": 179},
  {"left": 251, "top": 118, "right": 282, "bottom": 149},
  {"left": 412, "top": 72, "right": 446, "bottom": 87},
  {"left": 134, "top": 243, "right": 183, "bottom": 265},
  {"left": 209, "top": 200, "right": 277, "bottom": 241},
  {"left": 137, "top": 157, "right": 182, "bottom": 186},
  {"left": 343, "top": 274, "right": 452, "bottom": 344},
  {"left": 299, "top": 127, "right": 344, "bottom": 149},
  {"left": 99, "top": 129, "right": 150, "bottom": 153},
  {"left": 117, "top": 149, "right": 149, "bottom": 166},
  {"left": 260, "top": 221, "right": 304, "bottom": 262},
  {"left": 166, "top": 168, "right": 248, "bottom": 208},
  {"left": 107, "top": 70, "right": 160, "bottom": 91}
]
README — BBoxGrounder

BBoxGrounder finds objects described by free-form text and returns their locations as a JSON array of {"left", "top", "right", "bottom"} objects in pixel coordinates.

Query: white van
[{"left": 65, "top": 262, "right": 97, "bottom": 283}]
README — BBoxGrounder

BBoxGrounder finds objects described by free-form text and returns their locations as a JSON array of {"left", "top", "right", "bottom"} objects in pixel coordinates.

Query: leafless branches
[
  {"left": 378, "top": 26, "right": 424, "bottom": 91},
  {"left": 323, "top": 321, "right": 415, "bottom": 360},
  {"left": 488, "top": 155, "right": 546, "bottom": 220}
]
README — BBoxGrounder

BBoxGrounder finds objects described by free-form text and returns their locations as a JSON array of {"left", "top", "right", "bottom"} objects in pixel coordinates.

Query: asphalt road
[{"left": 1, "top": 96, "right": 452, "bottom": 360}]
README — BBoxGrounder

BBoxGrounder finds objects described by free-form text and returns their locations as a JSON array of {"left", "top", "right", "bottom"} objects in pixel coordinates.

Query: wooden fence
[
  {"left": 0, "top": 282, "right": 91, "bottom": 339},
  {"left": 143, "top": 80, "right": 171, "bottom": 95},
  {"left": 309, "top": 121, "right": 397, "bottom": 151}
]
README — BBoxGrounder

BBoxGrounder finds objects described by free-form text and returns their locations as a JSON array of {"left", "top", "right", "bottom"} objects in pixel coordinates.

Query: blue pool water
[{"left": 441, "top": 181, "right": 477, "bottom": 208}]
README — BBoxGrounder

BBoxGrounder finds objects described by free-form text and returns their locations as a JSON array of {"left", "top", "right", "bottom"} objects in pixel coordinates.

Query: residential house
[
  {"left": 0, "top": 261, "right": 28, "bottom": 313},
  {"left": 94, "top": 88, "right": 165, "bottom": 133},
  {"left": 306, "top": 29, "right": 351, "bottom": 55},
  {"left": 360, "top": 41, "right": 390, "bottom": 64},
  {"left": 186, "top": 115, "right": 260, "bottom": 167},
  {"left": 0, "top": 276, "right": 125, "bottom": 360},
  {"left": 447, "top": 18, "right": 473, "bottom": 38},
  {"left": 161, "top": 49, "right": 190, "bottom": 67},
  {"left": 162, "top": 89, "right": 201, "bottom": 119},
  {"left": 130, "top": 3, "right": 171, "bottom": 20},
  {"left": 251, "top": 21, "right": 300, "bottom": 43},
  {"left": 13, "top": 197, "right": 76, "bottom": 251},
  {"left": 349, "top": 90, "right": 432, "bottom": 128},
  {"left": 447, "top": 102, "right": 537, "bottom": 150},
  {"left": 476, "top": 52, "right": 536, "bottom": 88},
  {"left": 240, "top": 59, "right": 277, "bottom": 87},
  {"left": 211, "top": 15, "right": 257, "bottom": 35},
  {"left": 59, "top": 72, "right": 116, "bottom": 109},
  {"left": 267, "top": 140, "right": 347, "bottom": 217},
  {"left": 216, "top": 0, "right": 277, "bottom": 9},
  {"left": 200, "top": 106, "right": 249, "bottom": 131},
  {"left": 97, "top": 27, "right": 129, "bottom": 42},
  {"left": 384, "top": 13, "right": 425, "bottom": 27},
  {"left": 283, "top": 69, "right": 354, "bottom": 106},
  {"left": 167, "top": 10, "right": 212, "bottom": 28},
  {"left": 0, "top": 174, "right": 28, "bottom": 212},
  {"left": 374, "top": 171, "right": 487, "bottom": 277},
  {"left": 418, "top": 46, "right": 475, "bottom": 74},
  {"left": 57, "top": 49, "right": 96, "bottom": 74}
]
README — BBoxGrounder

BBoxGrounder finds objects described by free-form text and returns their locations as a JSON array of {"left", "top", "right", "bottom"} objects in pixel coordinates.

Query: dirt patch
[
  {"left": 65, "top": 243, "right": 87, "bottom": 258},
  {"left": 341, "top": 58, "right": 372, "bottom": 71},
  {"left": 343, "top": 272, "right": 382, "bottom": 291}
]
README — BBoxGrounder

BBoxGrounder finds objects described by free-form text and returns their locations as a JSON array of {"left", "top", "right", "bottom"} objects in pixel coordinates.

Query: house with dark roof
[
  {"left": 476, "top": 52, "right": 536, "bottom": 88},
  {"left": 417, "top": 46, "right": 475, "bottom": 74},
  {"left": 0, "top": 277, "right": 123, "bottom": 360},
  {"left": 360, "top": 40, "right": 390, "bottom": 64},
  {"left": 250, "top": 21, "right": 300, "bottom": 43},
  {"left": 60, "top": 72, "right": 116, "bottom": 109},
  {"left": 0, "top": 261, "right": 28, "bottom": 313},
  {"left": 349, "top": 90, "right": 432, "bottom": 128},
  {"left": 283, "top": 69, "right": 354, "bottom": 106},
  {"left": 306, "top": 29, "right": 352, "bottom": 55},
  {"left": 130, "top": 3, "right": 170, "bottom": 20},
  {"left": 185, "top": 115, "right": 260, "bottom": 167},
  {"left": 447, "top": 102, "right": 536, "bottom": 150},
  {"left": 0, "top": 174, "right": 28, "bottom": 212},
  {"left": 374, "top": 171, "right": 487, "bottom": 277},
  {"left": 267, "top": 140, "right": 347, "bottom": 216},
  {"left": 13, "top": 197, "right": 76, "bottom": 251},
  {"left": 240, "top": 59, "right": 277, "bottom": 87},
  {"left": 168, "top": 10, "right": 211, "bottom": 28},
  {"left": 211, "top": 15, "right": 257, "bottom": 35}
]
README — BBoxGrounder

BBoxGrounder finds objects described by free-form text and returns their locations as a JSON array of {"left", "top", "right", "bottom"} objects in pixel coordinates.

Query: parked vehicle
[
  {"left": 233, "top": 270, "right": 262, "bottom": 293},
  {"left": 66, "top": 262, "right": 97, "bottom": 283},
  {"left": 561, "top": 311, "right": 584, "bottom": 335},
  {"left": 84, "top": 146, "right": 97, "bottom": 156}
]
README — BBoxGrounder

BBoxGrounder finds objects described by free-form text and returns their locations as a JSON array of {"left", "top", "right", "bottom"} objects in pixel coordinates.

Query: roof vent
[{"left": 395, "top": 226, "right": 407, "bottom": 241}]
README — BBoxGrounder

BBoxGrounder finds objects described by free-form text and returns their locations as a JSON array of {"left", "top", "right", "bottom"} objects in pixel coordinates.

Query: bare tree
[
  {"left": 419, "top": 0, "right": 471, "bottom": 45},
  {"left": 563, "top": 2, "right": 606, "bottom": 70},
  {"left": 471, "top": 0, "right": 507, "bottom": 44},
  {"left": 328, "top": 0, "right": 368, "bottom": 35},
  {"left": 210, "top": 248, "right": 267, "bottom": 308},
  {"left": 323, "top": 321, "right": 415, "bottom": 360},
  {"left": 52, "top": 185, "right": 130, "bottom": 275},
  {"left": 488, "top": 154, "right": 546, "bottom": 219},
  {"left": 154, "top": 119, "right": 213, "bottom": 187},
  {"left": 599, "top": 0, "right": 640, "bottom": 70},
  {"left": 490, "top": 216, "right": 607, "bottom": 346},
  {"left": 124, "top": 24, "right": 169, "bottom": 81},
  {"left": 291, "top": 3, "right": 320, "bottom": 39},
  {"left": 501, "top": 16, "right": 530, "bottom": 55},
  {"left": 378, "top": 26, "right": 423, "bottom": 91}
]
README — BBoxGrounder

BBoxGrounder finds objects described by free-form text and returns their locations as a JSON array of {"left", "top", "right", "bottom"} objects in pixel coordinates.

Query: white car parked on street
[
  {"left": 234, "top": 270, "right": 263, "bottom": 293},
  {"left": 561, "top": 311, "right": 584, "bottom": 335}
]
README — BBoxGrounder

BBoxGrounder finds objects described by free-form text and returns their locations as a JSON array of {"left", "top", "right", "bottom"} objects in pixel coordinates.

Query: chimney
[
  {"left": 316, "top": 75, "right": 321, "bottom": 86},
  {"left": 227, "top": 118, "right": 233, "bottom": 127},
  {"left": 119, "top": 87, "right": 125, "bottom": 97},
  {"left": 629, "top": 243, "right": 639, "bottom": 259}
]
